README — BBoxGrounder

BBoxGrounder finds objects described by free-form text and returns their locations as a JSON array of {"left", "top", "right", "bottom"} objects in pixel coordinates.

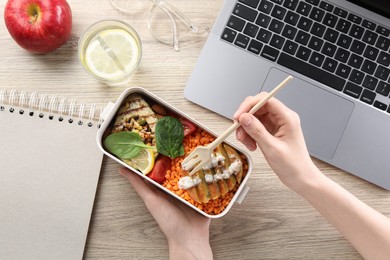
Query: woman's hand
[
  {"left": 233, "top": 92, "right": 320, "bottom": 190},
  {"left": 234, "top": 93, "right": 390, "bottom": 259},
  {"left": 119, "top": 168, "right": 213, "bottom": 260}
]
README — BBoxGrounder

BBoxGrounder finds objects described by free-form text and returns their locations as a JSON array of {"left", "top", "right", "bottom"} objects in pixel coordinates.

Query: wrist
[
  {"left": 168, "top": 237, "right": 213, "bottom": 260},
  {"left": 286, "top": 161, "right": 326, "bottom": 195}
]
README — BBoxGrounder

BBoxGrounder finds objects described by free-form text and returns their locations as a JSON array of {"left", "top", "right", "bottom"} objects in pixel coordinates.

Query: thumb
[{"left": 238, "top": 113, "right": 274, "bottom": 149}]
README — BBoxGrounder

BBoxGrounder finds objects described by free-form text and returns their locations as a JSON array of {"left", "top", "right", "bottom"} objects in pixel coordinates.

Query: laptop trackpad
[{"left": 261, "top": 68, "right": 354, "bottom": 160}]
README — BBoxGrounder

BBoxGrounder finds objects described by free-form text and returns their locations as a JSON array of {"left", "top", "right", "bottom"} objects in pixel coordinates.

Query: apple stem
[{"left": 27, "top": 4, "right": 41, "bottom": 24}]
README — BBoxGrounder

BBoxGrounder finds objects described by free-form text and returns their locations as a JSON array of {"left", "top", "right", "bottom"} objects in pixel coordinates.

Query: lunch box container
[{"left": 97, "top": 87, "right": 252, "bottom": 218}]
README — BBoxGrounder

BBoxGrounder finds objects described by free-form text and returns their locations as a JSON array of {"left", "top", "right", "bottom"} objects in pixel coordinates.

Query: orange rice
[{"left": 162, "top": 128, "right": 248, "bottom": 215}]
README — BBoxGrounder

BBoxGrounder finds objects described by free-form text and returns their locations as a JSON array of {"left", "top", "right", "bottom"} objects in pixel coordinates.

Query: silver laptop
[{"left": 184, "top": 0, "right": 390, "bottom": 189}]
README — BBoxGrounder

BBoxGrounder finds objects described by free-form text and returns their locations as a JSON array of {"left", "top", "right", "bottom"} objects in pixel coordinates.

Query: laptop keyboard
[{"left": 221, "top": 0, "right": 390, "bottom": 113}]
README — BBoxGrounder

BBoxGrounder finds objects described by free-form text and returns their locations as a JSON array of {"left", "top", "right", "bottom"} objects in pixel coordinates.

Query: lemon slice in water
[
  {"left": 130, "top": 148, "right": 155, "bottom": 175},
  {"left": 85, "top": 28, "right": 140, "bottom": 81}
]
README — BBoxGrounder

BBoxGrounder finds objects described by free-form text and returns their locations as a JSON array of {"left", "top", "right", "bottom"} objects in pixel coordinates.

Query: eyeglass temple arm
[
  {"left": 157, "top": 0, "right": 199, "bottom": 33},
  {"left": 150, "top": 4, "right": 180, "bottom": 51}
]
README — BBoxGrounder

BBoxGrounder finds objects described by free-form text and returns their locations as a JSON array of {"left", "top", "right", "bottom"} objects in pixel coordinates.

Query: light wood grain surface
[{"left": 1, "top": 0, "right": 389, "bottom": 259}]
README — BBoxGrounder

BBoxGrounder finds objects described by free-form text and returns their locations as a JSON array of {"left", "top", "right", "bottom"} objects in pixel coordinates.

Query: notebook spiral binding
[{"left": 0, "top": 89, "right": 104, "bottom": 128}]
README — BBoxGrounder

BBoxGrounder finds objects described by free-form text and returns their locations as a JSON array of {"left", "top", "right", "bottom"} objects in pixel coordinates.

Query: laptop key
[
  {"left": 349, "top": 69, "right": 365, "bottom": 85},
  {"left": 309, "top": 7, "right": 325, "bottom": 22},
  {"left": 296, "top": 45, "right": 312, "bottom": 61},
  {"left": 361, "top": 59, "right": 377, "bottom": 75},
  {"left": 271, "top": 5, "right": 287, "bottom": 20},
  {"left": 350, "top": 40, "right": 366, "bottom": 55},
  {"left": 349, "top": 24, "right": 365, "bottom": 40},
  {"left": 337, "top": 34, "right": 352, "bottom": 49},
  {"left": 375, "top": 65, "right": 390, "bottom": 81},
  {"left": 256, "top": 13, "right": 272, "bottom": 28},
  {"left": 234, "top": 33, "right": 250, "bottom": 49},
  {"left": 297, "top": 16, "right": 313, "bottom": 31},
  {"left": 347, "top": 13, "right": 362, "bottom": 25},
  {"left": 239, "top": 0, "right": 260, "bottom": 9},
  {"left": 282, "top": 24, "right": 298, "bottom": 39},
  {"left": 363, "top": 45, "right": 379, "bottom": 61},
  {"left": 348, "top": 53, "right": 363, "bottom": 69},
  {"left": 362, "top": 19, "right": 376, "bottom": 30},
  {"left": 322, "top": 57, "right": 338, "bottom": 73},
  {"left": 308, "top": 36, "right": 324, "bottom": 51},
  {"left": 360, "top": 89, "right": 376, "bottom": 105},
  {"left": 296, "top": 30, "right": 310, "bottom": 45},
  {"left": 377, "top": 51, "right": 390, "bottom": 67},
  {"left": 311, "top": 22, "right": 326, "bottom": 37},
  {"left": 373, "top": 101, "right": 387, "bottom": 111},
  {"left": 336, "top": 19, "right": 351, "bottom": 34},
  {"left": 296, "top": 1, "right": 312, "bottom": 16},
  {"left": 376, "top": 36, "right": 390, "bottom": 52},
  {"left": 309, "top": 51, "right": 325, "bottom": 67},
  {"left": 284, "top": 10, "right": 300, "bottom": 26},
  {"left": 324, "top": 28, "right": 339, "bottom": 43},
  {"left": 269, "top": 19, "right": 284, "bottom": 34},
  {"left": 333, "top": 7, "right": 348, "bottom": 18},
  {"left": 335, "top": 48, "right": 350, "bottom": 63},
  {"left": 248, "top": 39, "right": 263, "bottom": 54},
  {"left": 362, "top": 30, "right": 378, "bottom": 45},
  {"left": 362, "top": 75, "right": 378, "bottom": 90},
  {"left": 257, "top": 28, "right": 272, "bottom": 43},
  {"left": 305, "top": 0, "right": 319, "bottom": 6},
  {"left": 319, "top": 1, "right": 333, "bottom": 12},
  {"left": 321, "top": 42, "right": 337, "bottom": 57},
  {"left": 323, "top": 13, "right": 338, "bottom": 28},
  {"left": 283, "top": 0, "right": 299, "bottom": 10},
  {"left": 336, "top": 63, "right": 352, "bottom": 79},
  {"left": 227, "top": 15, "right": 246, "bottom": 32},
  {"left": 344, "top": 82, "right": 362, "bottom": 99},
  {"left": 269, "top": 0, "right": 283, "bottom": 4},
  {"left": 270, "top": 34, "right": 285, "bottom": 49},
  {"left": 376, "top": 25, "right": 390, "bottom": 37},
  {"left": 261, "top": 45, "right": 280, "bottom": 61},
  {"left": 258, "top": 0, "right": 274, "bottom": 14},
  {"left": 243, "top": 23, "right": 260, "bottom": 37},
  {"left": 278, "top": 52, "right": 346, "bottom": 91},
  {"left": 283, "top": 40, "right": 299, "bottom": 55},
  {"left": 376, "top": 81, "right": 390, "bottom": 97},
  {"left": 221, "top": 27, "right": 237, "bottom": 43},
  {"left": 233, "top": 3, "right": 258, "bottom": 22}
]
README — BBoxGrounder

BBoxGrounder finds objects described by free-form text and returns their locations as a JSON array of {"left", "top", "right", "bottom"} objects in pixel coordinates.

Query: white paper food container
[{"left": 97, "top": 87, "right": 252, "bottom": 218}]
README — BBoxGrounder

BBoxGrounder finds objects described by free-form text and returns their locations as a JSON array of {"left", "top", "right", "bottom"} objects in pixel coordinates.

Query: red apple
[{"left": 4, "top": 0, "right": 72, "bottom": 54}]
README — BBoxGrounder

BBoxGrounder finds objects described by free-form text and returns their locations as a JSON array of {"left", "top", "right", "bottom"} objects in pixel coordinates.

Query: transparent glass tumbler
[{"left": 78, "top": 20, "right": 142, "bottom": 86}]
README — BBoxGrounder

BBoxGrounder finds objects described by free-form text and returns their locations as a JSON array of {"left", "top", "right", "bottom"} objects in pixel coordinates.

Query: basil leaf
[
  {"left": 104, "top": 132, "right": 151, "bottom": 160},
  {"left": 155, "top": 116, "right": 184, "bottom": 158}
]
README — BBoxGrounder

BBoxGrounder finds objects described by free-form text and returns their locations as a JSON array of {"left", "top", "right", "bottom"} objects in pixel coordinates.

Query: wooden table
[{"left": 1, "top": 0, "right": 389, "bottom": 259}]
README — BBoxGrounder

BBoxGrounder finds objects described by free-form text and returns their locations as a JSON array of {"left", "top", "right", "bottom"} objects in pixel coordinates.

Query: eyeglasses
[{"left": 109, "top": 0, "right": 205, "bottom": 51}]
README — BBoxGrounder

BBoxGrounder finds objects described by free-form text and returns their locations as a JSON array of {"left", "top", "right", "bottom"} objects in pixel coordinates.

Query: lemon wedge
[
  {"left": 84, "top": 28, "right": 140, "bottom": 81},
  {"left": 130, "top": 148, "right": 155, "bottom": 175}
]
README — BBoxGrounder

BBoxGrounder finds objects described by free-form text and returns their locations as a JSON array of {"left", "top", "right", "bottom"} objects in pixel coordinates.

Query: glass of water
[{"left": 78, "top": 20, "right": 142, "bottom": 86}]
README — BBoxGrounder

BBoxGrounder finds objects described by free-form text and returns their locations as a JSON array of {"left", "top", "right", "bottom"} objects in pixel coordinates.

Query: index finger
[{"left": 233, "top": 92, "right": 290, "bottom": 120}]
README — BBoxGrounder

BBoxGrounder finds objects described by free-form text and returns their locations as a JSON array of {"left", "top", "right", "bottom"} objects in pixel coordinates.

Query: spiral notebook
[{"left": 0, "top": 89, "right": 103, "bottom": 260}]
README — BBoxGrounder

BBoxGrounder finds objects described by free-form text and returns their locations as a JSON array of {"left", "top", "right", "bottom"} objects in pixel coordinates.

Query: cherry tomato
[
  {"left": 179, "top": 118, "right": 197, "bottom": 136},
  {"left": 147, "top": 155, "right": 171, "bottom": 184}
]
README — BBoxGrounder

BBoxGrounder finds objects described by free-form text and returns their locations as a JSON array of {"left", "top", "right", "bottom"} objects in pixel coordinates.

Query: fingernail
[
  {"left": 233, "top": 111, "right": 239, "bottom": 120},
  {"left": 236, "top": 127, "right": 244, "bottom": 141}
]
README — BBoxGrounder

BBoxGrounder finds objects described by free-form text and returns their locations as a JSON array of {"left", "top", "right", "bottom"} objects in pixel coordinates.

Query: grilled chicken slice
[
  {"left": 203, "top": 168, "right": 220, "bottom": 200},
  {"left": 223, "top": 144, "right": 244, "bottom": 183},
  {"left": 112, "top": 94, "right": 158, "bottom": 145},
  {"left": 214, "top": 145, "right": 237, "bottom": 191},
  {"left": 194, "top": 170, "right": 211, "bottom": 203}
]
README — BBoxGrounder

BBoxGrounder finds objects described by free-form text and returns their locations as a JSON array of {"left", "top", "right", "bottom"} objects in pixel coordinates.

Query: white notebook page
[{"left": 0, "top": 105, "right": 103, "bottom": 260}]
